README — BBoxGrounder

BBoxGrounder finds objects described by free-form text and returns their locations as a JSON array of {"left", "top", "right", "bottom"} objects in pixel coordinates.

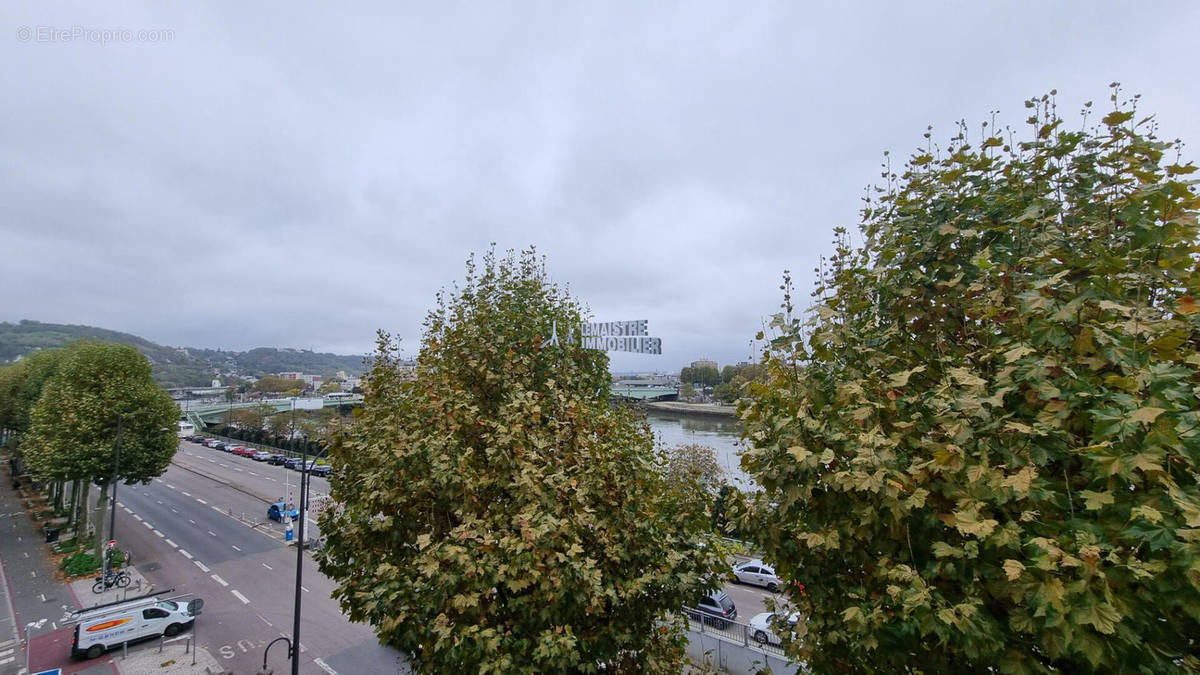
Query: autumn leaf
[{"left": 1002, "top": 559, "right": 1025, "bottom": 581}]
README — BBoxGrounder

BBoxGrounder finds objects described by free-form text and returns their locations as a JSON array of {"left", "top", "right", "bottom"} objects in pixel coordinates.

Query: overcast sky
[{"left": 3, "top": 2, "right": 1197, "bottom": 372}]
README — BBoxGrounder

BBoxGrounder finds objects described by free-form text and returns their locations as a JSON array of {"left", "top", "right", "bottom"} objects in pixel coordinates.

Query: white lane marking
[
  {"left": 122, "top": 506, "right": 132, "bottom": 513},
  {"left": 133, "top": 514, "right": 143, "bottom": 522},
  {"left": 313, "top": 657, "right": 337, "bottom": 674},
  {"left": 234, "top": 468, "right": 244, "bottom": 472},
  {"left": 231, "top": 545, "right": 242, "bottom": 552},
  {"left": 116, "top": 502, "right": 124, "bottom": 507},
  {"left": 30, "top": 571, "right": 35, "bottom": 578},
  {"left": 195, "top": 498, "right": 207, "bottom": 505},
  {"left": 153, "top": 530, "right": 164, "bottom": 537},
  {"left": 166, "top": 484, "right": 175, "bottom": 489},
  {"left": 170, "top": 508, "right": 179, "bottom": 514},
  {"left": 301, "top": 586, "right": 309, "bottom": 593},
  {"left": 208, "top": 459, "right": 216, "bottom": 464},
  {"left": 143, "top": 521, "right": 153, "bottom": 530},
  {"left": 179, "top": 549, "right": 194, "bottom": 560},
  {"left": 194, "top": 561, "right": 210, "bottom": 573},
  {"left": 208, "top": 531, "right": 217, "bottom": 537},
  {"left": 154, "top": 479, "right": 164, "bottom": 483},
  {"left": 181, "top": 491, "right": 192, "bottom": 497},
  {"left": 188, "top": 519, "right": 197, "bottom": 525},
  {"left": 261, "top": 563, "right": 272, "bottom": 570},
  {"left": 155, "top": 500, "right": 163, "bottom": 505},
  {"left": 165, "top": 539, "right": 178, "bottom": 548},
  {"left": 259, "top": 614, "right": 272, "bottom": 626},
  {"left": 231, "top": 590, "right": 250, "bottom": 604},
  {"left": 211, "top": 574, "right": 229, "bottom": 586}
]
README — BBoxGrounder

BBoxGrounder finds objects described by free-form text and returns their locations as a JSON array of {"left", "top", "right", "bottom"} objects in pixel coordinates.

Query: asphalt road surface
[{"left": 110, "top": 457, "right": 406, "bottom": 674}]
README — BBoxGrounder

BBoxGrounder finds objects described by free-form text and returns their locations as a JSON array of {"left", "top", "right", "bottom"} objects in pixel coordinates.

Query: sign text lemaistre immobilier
[{"left": 580, "top": 320, "right": 661, "bottom": 354}]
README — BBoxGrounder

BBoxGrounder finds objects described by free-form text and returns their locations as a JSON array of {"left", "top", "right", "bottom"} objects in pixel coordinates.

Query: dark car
[
  {"left": 267, "top": 454, "right": 288, "bottom": 465},
  {"left": 284, "top": 458, "right": 304, "bottom": 470},
  {"left": 308, "top": 464, "right": 331, "bottom": 477},
  {"left": 212, "top": 442, "right": 227, "bottom": 452},
  {"left": 688, "top": 591, "right": 737, "bottom": 629}
]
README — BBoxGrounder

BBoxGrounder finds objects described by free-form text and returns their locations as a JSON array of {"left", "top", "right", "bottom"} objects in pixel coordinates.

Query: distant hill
[{"left": 0, "top": 320, "right": 367, "bottom": 388}]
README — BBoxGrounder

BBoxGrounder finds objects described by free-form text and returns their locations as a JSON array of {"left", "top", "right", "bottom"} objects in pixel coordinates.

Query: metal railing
[{"left": 681, "top": 607, "right": 788, "bottom": 657}]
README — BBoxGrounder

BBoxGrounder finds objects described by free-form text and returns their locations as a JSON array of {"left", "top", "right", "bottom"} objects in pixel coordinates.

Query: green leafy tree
[
  {"left": 739, "top": 89, "right": 1200, "bottom": 672},
  {"left": 711, "top": 382, "right": 734, "bottom": 403},
  {"left": 663, "top": 443, "right": 725, "bottom": 497},
  {"left": 678, "top": 382, "right": 696, "bottom": 398},
  {"left": 22, "top": 342, "right": 178, "bottom": 559},
  {"left": 229, "top": 404, "right": 274, "bottom": 433},
  {"left": 317, "top": 249, "right": 724, "bottom": 673},
  {"left": 253, "top": 376, "right": 305, "bottom": 395}
]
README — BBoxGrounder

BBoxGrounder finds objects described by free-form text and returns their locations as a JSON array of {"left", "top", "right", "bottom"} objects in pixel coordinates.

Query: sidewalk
[{"left": 0, "top": 463, "right": 87, "bottom": 675}]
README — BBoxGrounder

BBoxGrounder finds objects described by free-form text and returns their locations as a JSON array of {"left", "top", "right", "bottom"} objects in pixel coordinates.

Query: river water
[{"left": 643, "top": 411, "right": 751, "bottom": 488}]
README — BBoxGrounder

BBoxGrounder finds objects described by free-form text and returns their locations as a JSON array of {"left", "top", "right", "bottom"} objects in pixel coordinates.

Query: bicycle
[{"left": 91, "top": 569, "right": 131, "bottom": 594}]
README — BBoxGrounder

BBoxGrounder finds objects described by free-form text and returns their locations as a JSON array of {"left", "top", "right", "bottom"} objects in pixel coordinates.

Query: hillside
[{"left": 0, "top": 320, "right": 367, "bottom": 387}]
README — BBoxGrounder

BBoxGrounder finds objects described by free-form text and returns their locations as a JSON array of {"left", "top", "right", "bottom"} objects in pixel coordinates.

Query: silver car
[
  {"left": 748, "top": 611, "right": 801, "bottom": 645},
  {"left": 732, "top": 559, "right": 782, "bottom": 591}
]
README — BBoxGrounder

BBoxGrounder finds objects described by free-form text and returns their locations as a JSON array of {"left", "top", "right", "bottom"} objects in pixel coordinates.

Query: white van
[{"left": 71, "top": 594, "right": 203, "bottom": 660}]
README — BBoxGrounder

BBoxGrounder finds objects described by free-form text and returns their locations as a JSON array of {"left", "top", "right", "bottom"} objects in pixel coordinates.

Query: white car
[
  {"left": 748, "top": 611, "right": 801, "bottom": 646},
  {"left": 732, "top": 559, "right": 782, "bottom": 591}
]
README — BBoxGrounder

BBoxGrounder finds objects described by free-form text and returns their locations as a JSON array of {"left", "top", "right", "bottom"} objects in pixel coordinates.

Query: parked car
[
  {"left": 308, "top": 464, "right": 331, "bottom": 477},
  {"left": 732, "top": 559, "right": 783, "bottom": 591},
  {"left": 267, "top": 454, "right": 288, "bottom": 465},
  {"left": 252, "top": 451, "right": 272, "bottom": 461},
  {"left": 213, "top": 442, "right": 228, "bottom": 452},
  {"left": 748, "top": 611, "right": 802, "bottom": 646},
  {"left": 267, "top": 501, "right": 299, "bottom": 523},
  {"left": 202, "top": 438, "right": 218, "bottom": 447},
  {"left": 233, "top": 447, "right": 253, "bottom": 457},
  {"left": 284, "top": 458, "right": 304, "bottom": 470},
  {"left": 688, "top": 590, "right": 737, "bottom": 629}
]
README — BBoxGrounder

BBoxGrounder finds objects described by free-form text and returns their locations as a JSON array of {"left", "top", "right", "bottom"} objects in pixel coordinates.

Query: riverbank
[{"left": 641, "top": 401, "right": 738, "bottom": 418}]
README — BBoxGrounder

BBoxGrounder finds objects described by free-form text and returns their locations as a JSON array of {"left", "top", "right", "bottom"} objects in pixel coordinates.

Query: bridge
[
  {"left": 179, "top": 397, "right": 362, "bottom": 427},
  {"left": 610, "top": 387, "right": 678, "bottom": 402}
]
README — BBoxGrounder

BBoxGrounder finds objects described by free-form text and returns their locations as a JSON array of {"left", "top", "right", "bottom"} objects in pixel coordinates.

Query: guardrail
[{"left": 681, "top": 607, "right": 788, "bottom": 657}]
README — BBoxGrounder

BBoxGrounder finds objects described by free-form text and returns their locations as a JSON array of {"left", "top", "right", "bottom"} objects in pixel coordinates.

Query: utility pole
[
  {"left": 109, "top": 413, "right": 123, "bottom": 551},
  {"left": 290, "top": 436, "right": 309, "bottom": 675}
]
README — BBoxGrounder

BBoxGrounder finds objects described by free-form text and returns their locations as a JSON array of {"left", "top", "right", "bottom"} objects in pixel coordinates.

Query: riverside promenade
[{"left": 642, "top": 401, "right": 738, "bottom": 418}]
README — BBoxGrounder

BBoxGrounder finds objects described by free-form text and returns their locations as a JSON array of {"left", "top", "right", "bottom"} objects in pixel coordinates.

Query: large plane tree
[
  {"left": 22, "top": 342, "right": 179, "bottom": 559},
  {"left": 317, "top": 248, "right": 724, "bottom": 673},
  {"left": 739, "top": 88, "right": 1200, "bottom": 672}
]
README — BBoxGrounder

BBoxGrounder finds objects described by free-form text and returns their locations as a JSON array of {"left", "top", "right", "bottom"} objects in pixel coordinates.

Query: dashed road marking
[
  {"left": 194, "top": 561, "right": 210, "bottom": 573},
  {"left": 259, "top": 614, "right": 272, "bottom": 626},
  {"left": 211, "top": 574, "right": 229, "bottom": 587},
  {"left": 179, "top": 549, "right": 193, "bottom": 560},
  {"left": 154, "top": 479, "right": 164, "bottom": 483},
  {"left": 153, "top": 529, "right": 164, "bottom": 537},
  {"left": 313, "top": 657, "right": 337, "bottom": 674},
  {"left": 143, "top": 521, "right": 154, "bottom": 530},
  {"left": 208, "top": 531, "right": 217, "bottom": 537},
  {"left": 196, "top": 498, "right": 207, "bottom": 505},
  {"left": 155, "top": 500, "right": 163, "bottom": 505},
  {"left": 122, "top": 506, "right": 132, "bottom": 513},
  {"left": 261, "top": 563, "right": 272, "bottom": 570},
  {"left": 133, "top": 514, "right": 144, "bottom": 522},
  {"left": 231, "top": 545, "right": 241, "bottom": 552},
  {"left": 166, "top": 484, "right": 175, "bottom": 489},
  {"left": 301, "top": 586, "right": 309, "bottom": 593},
  {"left": 231, "top": 590, "right": 250, "bottom": 604},
  {"left": 165, "top": 539, "right": 178, "bottom": 548},
  {"left": 170, "top": 508, "right": 179, "bottom": 514},
  {"left": 189, "top": 519, "right": 197, "bottom": 524},
  {"left": 181, "top": 491, "right": 192, "bottom": 497}
]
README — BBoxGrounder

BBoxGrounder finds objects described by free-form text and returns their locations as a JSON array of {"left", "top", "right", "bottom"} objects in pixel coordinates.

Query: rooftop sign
[{"left": 542, "top": 319, "right": 662, "bottom": 354}]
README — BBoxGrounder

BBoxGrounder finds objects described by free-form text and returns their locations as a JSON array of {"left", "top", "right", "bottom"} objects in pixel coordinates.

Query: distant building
[
  {"left": 690, "top": 359, "right": 718, "bottom": 370},
  {"left": 302, "top": 374, "right": 323, "bottom": 388},
  {"left": 278, "top": 372, "right": 303, "bottom": 380}
]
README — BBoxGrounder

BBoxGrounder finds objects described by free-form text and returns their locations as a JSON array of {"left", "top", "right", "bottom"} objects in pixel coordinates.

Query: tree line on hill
[
  {"left": 678, "top": 362, "right": 765, "bottom": 402},
  {"left": 0, "top": 320, "right": 367, "bottom": 388}
]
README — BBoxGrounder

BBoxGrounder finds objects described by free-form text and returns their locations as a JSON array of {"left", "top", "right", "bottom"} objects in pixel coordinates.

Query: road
[{"left": 109, "top": 454, "right": 407, "bottom": 674}]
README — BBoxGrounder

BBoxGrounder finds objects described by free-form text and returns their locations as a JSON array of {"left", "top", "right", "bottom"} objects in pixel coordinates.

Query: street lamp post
[
  {"left": 109, "top": 414, "right": 124, "bottom": 554},
  {"left": 291, "top": 437, "right": 309, "bottom": 675}
]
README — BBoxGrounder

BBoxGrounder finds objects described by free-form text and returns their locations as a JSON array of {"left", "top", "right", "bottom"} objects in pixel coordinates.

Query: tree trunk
[
  {"left": 75, "top": 481, "right": 91, "bottom": 542},
  {"left": 53, "top": 480, "right": 64, "bottom": 512},
  {"left": 94, "top": 483, "right": 110, "bottom": 561},
  {"left": 67, "top": 480, "right": 79, "bottom": 527}
]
